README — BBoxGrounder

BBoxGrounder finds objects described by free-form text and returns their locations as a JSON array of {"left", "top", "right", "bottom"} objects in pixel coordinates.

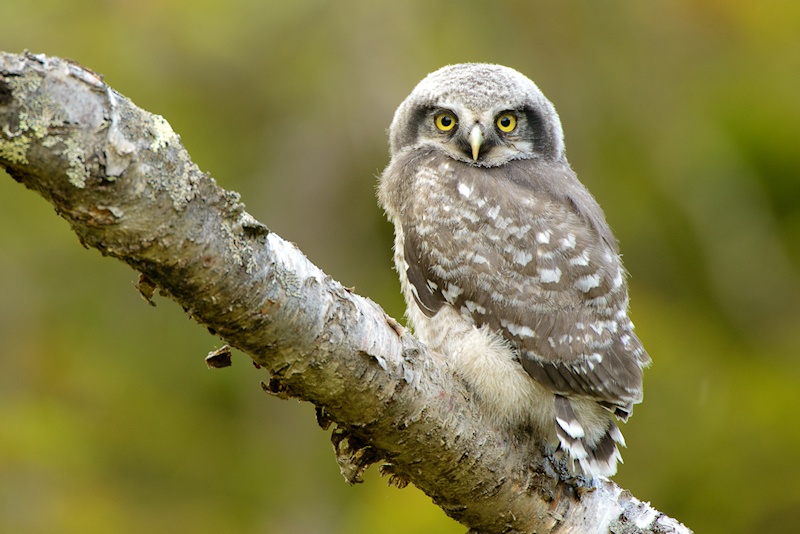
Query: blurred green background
[{"left": 1, "top": 1, "right": 799, "bottom": 532}]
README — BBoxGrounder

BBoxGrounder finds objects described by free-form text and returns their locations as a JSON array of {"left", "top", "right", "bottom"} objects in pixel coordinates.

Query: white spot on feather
[
  {"left": 508, "top": 224, "right": 531, "bottom": 239},
  {"left": 464, "top": 300, "right": 486, "bottom": 314},
  {"left": 472, "top": 254, "right": 489, "bottom": 265},
  {"left": 587, "top": 295, "right": 609, "bottom": 307},
  {"left": 442, "top": 283, "right": 462, "bottom": 303},
  {"left": 575, "top": 273, "right": 602, "bottom": 292},
  {"left": 535, "top": 230, "right": 551, "bottom": 244},
  {"left": 612, "top": 268, "right": 624, "bottom": 289},
  {"left": 579, "top": 352, "right": 603, "bottom": 372},
  {"left": 512, "top": 249, "right": 533, "bottom": 266},
  {"left": 589, "top": 322, "right": 605, "bottom": 335},
  {"left": 458, "top": 182, "right": 472, "bottom": 198},
  {"left": 568, "top": 251, "right": 590, "bottom": 266},
  {"left": 501, "top": 320, "right": 536, "bottom": 339},
  {"left": 560, "top": 233, "right": 577, "bottom": 250},
  {"left": 495, "top": 216, "right": 511, "bottom": 230},
  {"left": 539, "top": 267, "right": 562, "bottom": 284}
]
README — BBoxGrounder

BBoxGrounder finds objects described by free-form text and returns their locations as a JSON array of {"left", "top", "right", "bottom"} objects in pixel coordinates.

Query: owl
[{"left": 377, "top": 63, "right": 651, "bottom": 478}]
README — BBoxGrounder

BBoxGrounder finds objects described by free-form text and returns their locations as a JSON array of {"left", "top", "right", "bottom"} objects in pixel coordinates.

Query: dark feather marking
[
  {"left": 590, "top": 422, "right": 620, "bottom": 463},
  {"left": 404, "top": 227, "right": 444, "bottom": 317}
]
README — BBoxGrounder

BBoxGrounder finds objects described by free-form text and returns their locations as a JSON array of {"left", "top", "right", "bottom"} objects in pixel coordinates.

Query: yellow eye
[
  {"left": 496, "top": 112, "right": 517, "bottom": 133},
  {"left": 434, "top": 112, "right": 457, "bottom": 132}
]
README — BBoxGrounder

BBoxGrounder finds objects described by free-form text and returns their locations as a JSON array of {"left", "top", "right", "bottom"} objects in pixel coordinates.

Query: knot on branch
[{"left": 331, "top": 426, "right": 380, "bottom": 484}]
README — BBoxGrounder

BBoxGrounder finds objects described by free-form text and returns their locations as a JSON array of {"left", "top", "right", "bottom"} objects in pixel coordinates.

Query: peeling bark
[{"left": 0, "top": 51, "right": 690, "bottom": 534}]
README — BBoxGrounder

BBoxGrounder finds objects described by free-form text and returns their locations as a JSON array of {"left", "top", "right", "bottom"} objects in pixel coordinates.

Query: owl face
[
  {"left": 388, "top": 64, "right": 566, "bottom": 168},
  {"left": 413, "top": 104, "right": 538, "bottom": 167}
]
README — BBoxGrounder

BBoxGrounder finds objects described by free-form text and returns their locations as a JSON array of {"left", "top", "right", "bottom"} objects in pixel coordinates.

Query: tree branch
[{"left": 0, "top": 51, "right": 690, "bottom": 533}]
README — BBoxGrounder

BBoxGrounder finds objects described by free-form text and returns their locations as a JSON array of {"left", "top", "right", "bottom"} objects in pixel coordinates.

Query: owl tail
[{"left": 554, "top": 395, "right": 625, "bottom": 479}]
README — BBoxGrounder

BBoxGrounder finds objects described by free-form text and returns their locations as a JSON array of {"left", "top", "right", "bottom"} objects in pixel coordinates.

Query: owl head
[{"left": 388, "top": 63, "right": 566, "bottom": 168}]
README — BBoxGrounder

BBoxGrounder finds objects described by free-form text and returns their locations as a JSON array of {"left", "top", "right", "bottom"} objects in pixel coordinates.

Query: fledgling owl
[{"left": 377, "top": 63, "right": 651, "bottom": 478}]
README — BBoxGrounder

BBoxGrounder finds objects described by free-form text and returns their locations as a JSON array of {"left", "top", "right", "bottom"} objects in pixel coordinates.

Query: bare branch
[{"left": 0, "top": 51, "right": 690, "bottom": 533}]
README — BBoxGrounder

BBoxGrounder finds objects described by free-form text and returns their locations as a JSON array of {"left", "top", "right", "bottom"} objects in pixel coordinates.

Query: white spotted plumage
[{"left": 378, "top": 63, "right": 651, "bottom": 478}]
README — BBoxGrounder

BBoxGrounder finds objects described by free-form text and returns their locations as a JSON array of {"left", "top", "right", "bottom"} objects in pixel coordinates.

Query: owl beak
[{"left": 469, "top": 124, "right": 484, "bottom": 161}]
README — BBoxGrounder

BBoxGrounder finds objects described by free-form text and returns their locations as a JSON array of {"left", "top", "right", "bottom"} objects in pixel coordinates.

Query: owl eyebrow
[{"left": 428, "top": 106, "right": 457, "bottom": 118}]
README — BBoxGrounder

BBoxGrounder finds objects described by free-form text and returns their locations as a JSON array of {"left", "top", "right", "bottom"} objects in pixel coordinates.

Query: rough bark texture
[{"left": 0, "top": 51, "right": 690, "bottom": 534}]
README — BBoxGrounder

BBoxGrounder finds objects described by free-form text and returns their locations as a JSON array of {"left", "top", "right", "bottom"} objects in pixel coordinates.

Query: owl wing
[{"left": 403, "top": 155, "right": 650, "bottom": 417}]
